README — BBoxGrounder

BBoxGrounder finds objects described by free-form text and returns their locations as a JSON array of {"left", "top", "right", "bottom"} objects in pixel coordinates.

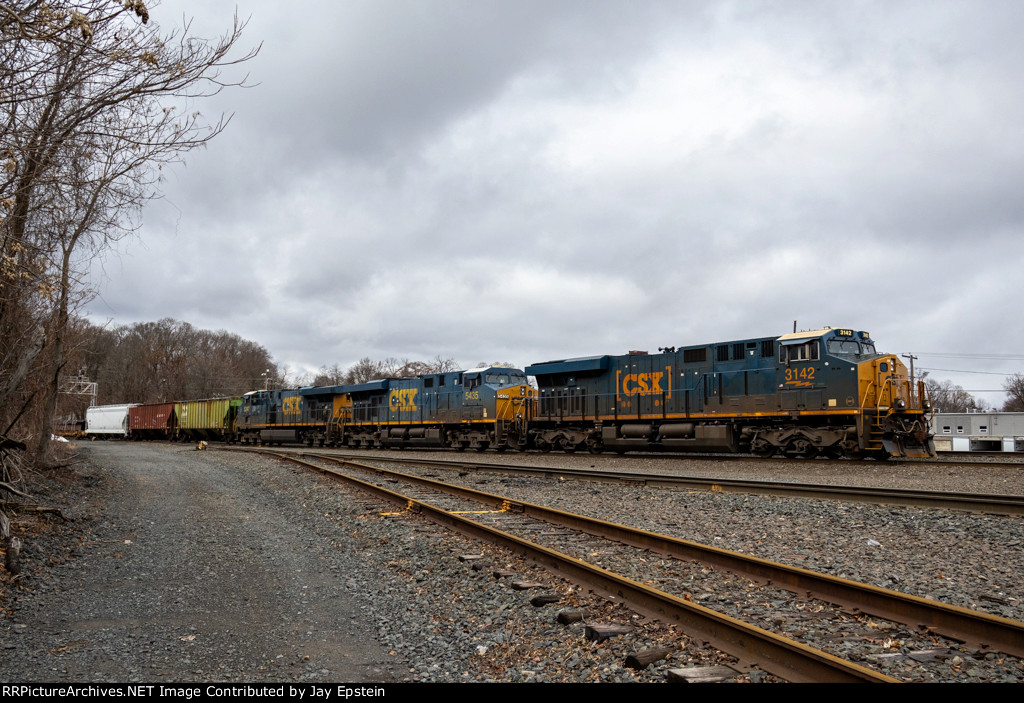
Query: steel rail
[
  {"left": 306, "top": 450, "right": 1024, "bottom": 516},
  {"left": 266, "top": 451, "right": 896, "bottom": 683},
  {"left": 300, "top": 451, "right": 1024, "bottom": 659},
  {"left": 294, "top": 445, "right": 1024, "bottom": 470}
]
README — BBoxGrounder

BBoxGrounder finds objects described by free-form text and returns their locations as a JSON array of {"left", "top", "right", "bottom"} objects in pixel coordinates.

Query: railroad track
[
  {"left": 252, "top": 447, "right": 1024, "bottom": 516},
  {"left": 244, "top": 448, "right": 1024, "bottom": 683},
  {"left": 324, "top": 445, "right": 1024, "bottom": 470}
]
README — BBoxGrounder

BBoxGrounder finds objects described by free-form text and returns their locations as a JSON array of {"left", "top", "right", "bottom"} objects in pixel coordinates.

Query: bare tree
[
  {"left": 428, "top": 355, "right": 461, "bottom": 373},
  {"left": 1003, "top": 374, "right": 1024, "bottom": 412},
  {"left": 0, "top": 1, "right": 258, "bottom": 460},
  {"left": 924, "top": 375, "right": 984, "bottom": 414},
  {"left": 343, "top": 357, "right": 388, "bottom": 384},
  {"left": 312, "top": 363, "right": 346, "bottom": 387},
  {"left": 476, "top": 360, "right": 518, "bottom": 369},
  {"left": 94, "top": 318, "right": 277, "bottom": 402}
]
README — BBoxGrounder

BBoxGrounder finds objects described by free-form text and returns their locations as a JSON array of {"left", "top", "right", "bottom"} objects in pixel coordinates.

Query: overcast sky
[{"left": 83, "top": 0, "right": 1024, "bottom": 407}]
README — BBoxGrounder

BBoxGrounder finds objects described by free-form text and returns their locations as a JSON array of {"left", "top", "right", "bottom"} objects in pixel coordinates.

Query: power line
[
  {"left": 909, "top": 352, "right": 1024, "bottom": 361},
  {"left": 919, "top": 367, "right": 1017, "bottom": 376}
]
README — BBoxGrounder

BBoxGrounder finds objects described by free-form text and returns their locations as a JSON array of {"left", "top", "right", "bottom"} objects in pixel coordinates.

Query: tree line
[
  {"left": 925, "top": 374, "right": 1024, "bottom": 413},
  {"left": 58, "top": 316, "right": 516, "bottom": 416},
  {"left": 307, "top": 357, "right": 517, "bottom": 387}
]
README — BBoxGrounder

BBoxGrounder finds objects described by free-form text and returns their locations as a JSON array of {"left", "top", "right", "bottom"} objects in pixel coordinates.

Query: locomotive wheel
[{"left": 785, "top": 438, "right": 817, "bottom": 459}]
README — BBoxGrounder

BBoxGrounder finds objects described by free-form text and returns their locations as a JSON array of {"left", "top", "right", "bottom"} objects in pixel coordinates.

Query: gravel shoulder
[{"left": 1, "top": 443, "right": 397, "bottom": 683}]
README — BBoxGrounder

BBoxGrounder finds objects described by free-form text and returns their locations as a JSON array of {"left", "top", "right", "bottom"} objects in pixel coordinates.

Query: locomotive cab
[
  {"left": 854, "top": 350, "right": 934, "bottom": 458},
  {"left": 779, "top": 328, "right": 934, "bottom": 458},
  {"left": 461, "top": 367, "right": 535, "bottom": 449}
]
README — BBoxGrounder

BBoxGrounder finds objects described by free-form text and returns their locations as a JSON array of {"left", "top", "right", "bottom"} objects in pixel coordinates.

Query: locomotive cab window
[
  {"left": 780, "top": 341, "right": 819, "bottom": 363},
  {"left": 827, "top": 339, "right": 863, "bottom": 356}
]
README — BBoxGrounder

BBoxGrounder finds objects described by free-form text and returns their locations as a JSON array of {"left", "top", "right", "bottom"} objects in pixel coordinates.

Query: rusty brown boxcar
[{"left": 128, "top": 402, "right": 177, "bottom": 440}]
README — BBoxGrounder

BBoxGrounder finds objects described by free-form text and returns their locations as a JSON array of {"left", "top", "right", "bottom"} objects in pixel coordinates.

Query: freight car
[
  {"left": 175, "top": 397, "right": 242, "bottom": 442},
  {"left": 526, "top": 327, "right": 934, "bottom": 459},
  {"left": 128, "top": 402, "right": 176, "bottom": 440},
  {"left": 85, "top": 403, "right": 137, "bottom": 438}
]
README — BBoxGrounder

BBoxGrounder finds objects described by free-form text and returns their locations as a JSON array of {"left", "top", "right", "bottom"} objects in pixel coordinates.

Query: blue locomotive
[
  {"left": 526, "top": 327, "right": 934, "bottom": 458},
  {"left": 316, "top": 366, "right": 535, "bottom": 451},
  {"left": 237, "top": 387, "right": 334, "bottom": 446}
]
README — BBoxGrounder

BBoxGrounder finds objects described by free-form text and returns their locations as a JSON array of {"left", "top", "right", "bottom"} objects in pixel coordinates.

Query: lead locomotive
[{"left": 526, "top": 327, "right": 934, "bottom": 459}]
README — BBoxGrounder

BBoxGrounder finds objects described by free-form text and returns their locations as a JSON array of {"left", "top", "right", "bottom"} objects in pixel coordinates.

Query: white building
[{"left": 931, "top": 412, "right": 1024, "bottom": 452}]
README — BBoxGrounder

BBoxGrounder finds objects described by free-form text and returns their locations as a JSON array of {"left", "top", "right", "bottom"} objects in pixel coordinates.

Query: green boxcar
[{"left": 174, "top": 397, "right": 242, "bottom": 441}]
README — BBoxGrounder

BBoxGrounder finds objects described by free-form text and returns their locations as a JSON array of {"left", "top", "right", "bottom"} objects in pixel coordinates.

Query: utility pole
[{"left": 901, "top": 354, "right": 918, "bottom": 385}]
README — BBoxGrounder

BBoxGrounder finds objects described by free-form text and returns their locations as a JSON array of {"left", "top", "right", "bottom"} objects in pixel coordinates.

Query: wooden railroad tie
[
  {"left": 585, "top": 623, "right": 633, "bottom": 642},
  {"left": 624, "top": 647, "right": 672, "bottom": 670},
  {"left": 665, "top": 666, "right": 737, "bottom": 683}
]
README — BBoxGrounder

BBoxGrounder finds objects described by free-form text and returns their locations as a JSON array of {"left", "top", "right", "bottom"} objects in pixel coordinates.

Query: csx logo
[
  {"left": 619, "top": 372, "right": 666, "bottom": 395},
  {"left": 389, "top": 389, "right": 418, "bottom": 412},
  {"left": 283, "top": 397, "right": 302, "bottom": 415}
]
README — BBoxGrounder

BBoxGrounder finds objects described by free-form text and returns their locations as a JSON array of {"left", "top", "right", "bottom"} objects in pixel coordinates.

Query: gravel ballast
[{"left": 2, "top": 442, "right": 1022, "bottom": 683}]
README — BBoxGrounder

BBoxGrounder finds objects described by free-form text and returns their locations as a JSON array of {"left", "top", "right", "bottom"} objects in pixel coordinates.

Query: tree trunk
[{"left": 34, "top": 244, "right": 74, "bottom": 463}]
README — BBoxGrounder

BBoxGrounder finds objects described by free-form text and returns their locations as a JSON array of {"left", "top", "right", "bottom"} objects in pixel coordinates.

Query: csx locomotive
[
  {"left": 235, "top": 366, "right": 534, "bottom": 451},
  {"left": 86, "top": 327, "right": 935, "bottom": 459},
  {"left": 526, "top": 327, "right": 934, "bottom": 459}
]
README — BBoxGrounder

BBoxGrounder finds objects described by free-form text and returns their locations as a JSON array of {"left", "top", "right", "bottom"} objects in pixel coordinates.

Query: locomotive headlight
[{"left": 896, "top": 398, "right": 906, "bottom": 409}]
